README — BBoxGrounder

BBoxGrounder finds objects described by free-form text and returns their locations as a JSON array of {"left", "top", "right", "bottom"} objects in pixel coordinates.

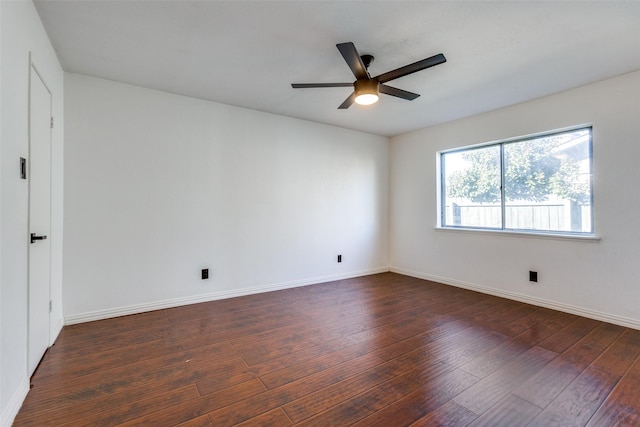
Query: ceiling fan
[{"left": 291, "top": 42, "right": 446, "bottom": 109}]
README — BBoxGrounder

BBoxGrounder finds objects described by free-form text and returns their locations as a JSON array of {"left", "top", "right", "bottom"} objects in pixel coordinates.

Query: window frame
[{"left": 438, "top": 125, "right": 595, "bottom": 238}]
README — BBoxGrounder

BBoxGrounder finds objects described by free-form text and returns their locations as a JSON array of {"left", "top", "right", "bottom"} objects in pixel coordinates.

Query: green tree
[
  {"left": 447, "top": 146, "right": 501, "bottom": 203},
  {"left": 447, "top": 134, "right": 589, "bottom": 204}
]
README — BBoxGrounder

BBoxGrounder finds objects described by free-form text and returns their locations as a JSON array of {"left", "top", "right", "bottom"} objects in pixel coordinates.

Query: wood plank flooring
[{"left": 14, "top": 272, "right": 640, "bottom": 426}]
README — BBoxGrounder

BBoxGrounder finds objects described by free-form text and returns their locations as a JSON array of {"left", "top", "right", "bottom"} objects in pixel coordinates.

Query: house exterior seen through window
[{"left": 440, "top": 127, "right": 593, "bottom": 235}]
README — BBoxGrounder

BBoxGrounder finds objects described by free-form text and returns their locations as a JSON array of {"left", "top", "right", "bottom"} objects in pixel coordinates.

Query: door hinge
[
  {"left": 20, "top": 157, "right": 27, "bottom": 179},
  {"left": 49, "top": 300, "right": 52, "bottom": 313},
  {"left": 50, "top": 116, "right": 54, "bottom": 129}
]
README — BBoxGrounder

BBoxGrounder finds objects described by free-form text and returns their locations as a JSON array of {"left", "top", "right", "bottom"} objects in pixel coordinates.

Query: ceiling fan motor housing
[{"left": 354, "top": 79, "right": 379, "bottom": 94}]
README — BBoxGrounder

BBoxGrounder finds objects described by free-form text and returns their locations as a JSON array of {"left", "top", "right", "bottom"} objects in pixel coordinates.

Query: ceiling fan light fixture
[
  {"left": 291, "top": 42, "right": 446, "bottom": 109},
  {"left": 354, "top": 79, "right": 379, "bottom": 105}
]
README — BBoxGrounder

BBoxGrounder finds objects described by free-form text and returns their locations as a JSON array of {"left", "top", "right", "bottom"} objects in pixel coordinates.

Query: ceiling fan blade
[
  {"left": 292, "top": 83, "right": 353, "bottom": 88},
  {"left": 336, "top": 42, "right": 369, "bottom": 80},
  {"left": 379, "top": 84, "right": 420, "bottom": 100},
  {"left": 338, "top": 93, "right": 356, "bottom": 109},
  {"left": 374, "top": 53, "right": 446, "bottom": 83}
]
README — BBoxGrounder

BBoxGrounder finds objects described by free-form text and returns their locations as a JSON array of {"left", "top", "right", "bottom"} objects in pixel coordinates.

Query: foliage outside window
[{"left": 440, "top": 127, "right": 593, "bottom": 234}]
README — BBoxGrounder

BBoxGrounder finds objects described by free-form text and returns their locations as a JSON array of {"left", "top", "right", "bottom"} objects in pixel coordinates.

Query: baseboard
[
  {"left": 64, "top": 267, "right": 390, "bottom": 325},
  {"left": 1, "top": 378, "right": 29, "bottom": 427},
  {"left": 390, "top": 266, "right": 640, "bottom": 331},
  {"left": 1, "top": 318, "right": 65, "bottom": 427}
]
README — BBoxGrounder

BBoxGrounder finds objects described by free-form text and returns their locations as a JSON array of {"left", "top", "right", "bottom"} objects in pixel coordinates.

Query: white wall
[
  {"left": 63, "top": 74, "right": 389, "bottom": 322},
  {"left": 0, "top": 1, "right": 64, "bottom": 425},
  {"left": 390, "top": 70, "right": 640, "bottom": 328}
]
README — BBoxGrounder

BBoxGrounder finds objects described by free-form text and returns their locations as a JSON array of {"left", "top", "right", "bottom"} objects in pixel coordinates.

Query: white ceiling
[{"left": 35, "top": 1, "right": 640, "bottom": 137}]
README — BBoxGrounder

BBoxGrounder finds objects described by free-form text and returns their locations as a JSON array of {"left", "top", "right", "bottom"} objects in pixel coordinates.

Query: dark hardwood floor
[{"left": 14, "top": 272, "right": 640, "bottom": 426}]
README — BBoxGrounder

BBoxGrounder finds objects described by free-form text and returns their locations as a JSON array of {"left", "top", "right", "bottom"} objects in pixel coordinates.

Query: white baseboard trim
[
  {"left": 390, "top": 266, "right": 640, "bottom": 331},
  {"left": 1, "top": 319, "right": 65, "bottom": 427},
  {"left": 1, "top": 378, "right": 29, "bottom": 427},
  {"left": 64, "top": 267, "right": 390, "bottom": 325}
]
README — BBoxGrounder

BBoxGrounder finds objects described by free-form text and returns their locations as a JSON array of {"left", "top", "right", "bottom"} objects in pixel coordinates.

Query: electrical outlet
[
  {"left": 337, "top": 255, "right": 342, "bottom": 263},
  {"left": 201, "top": 269, "right": 209, "bottom": 280},
  {"left": 529, "top": 271, "right": 538, "bottom": 283}
]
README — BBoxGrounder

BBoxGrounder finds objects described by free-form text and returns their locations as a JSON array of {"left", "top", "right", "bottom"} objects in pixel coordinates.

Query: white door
[{"left": 28, "top": 63, "right": 52, "bottom": 376}]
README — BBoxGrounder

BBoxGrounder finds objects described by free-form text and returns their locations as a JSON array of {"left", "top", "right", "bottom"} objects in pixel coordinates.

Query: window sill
[{"left": 435, "top": 226, "right": 601, "bottom": 243}]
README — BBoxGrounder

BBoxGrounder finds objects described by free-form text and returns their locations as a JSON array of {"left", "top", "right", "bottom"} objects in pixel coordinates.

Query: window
[{"left": 440, "top": 127, "right": 593, "bottom": 235}]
